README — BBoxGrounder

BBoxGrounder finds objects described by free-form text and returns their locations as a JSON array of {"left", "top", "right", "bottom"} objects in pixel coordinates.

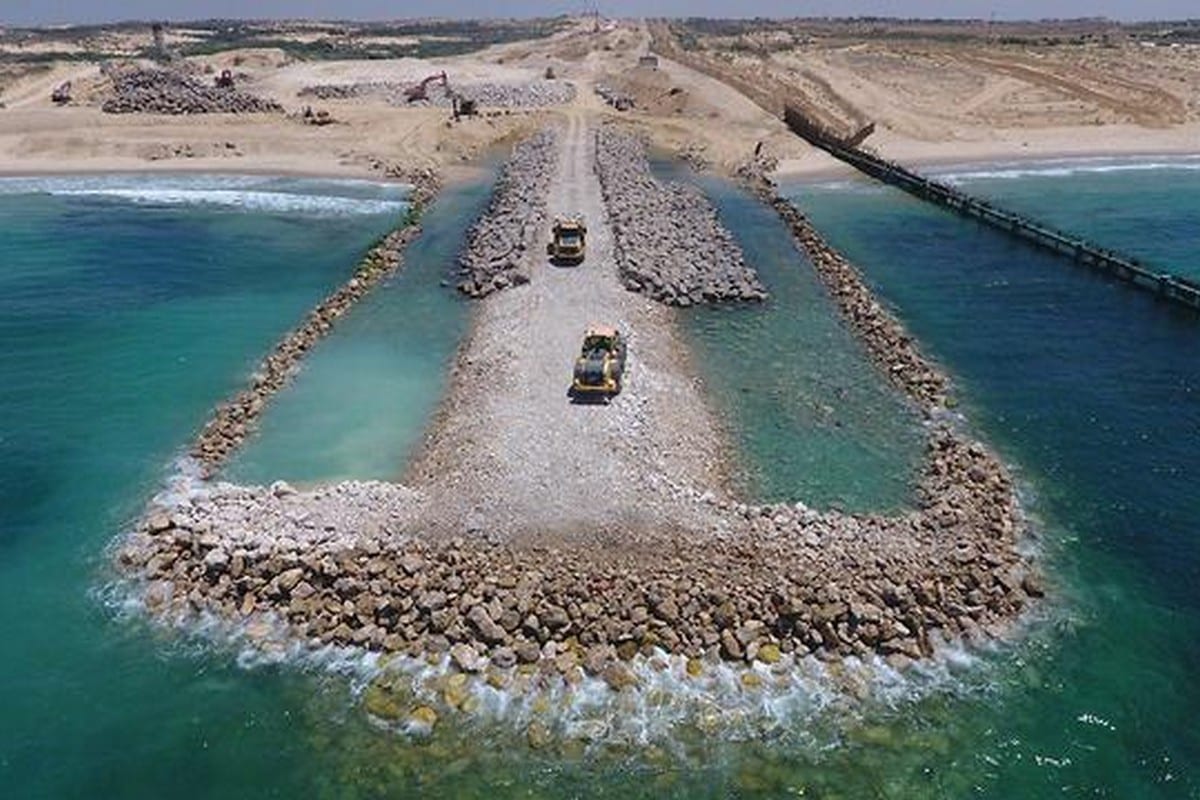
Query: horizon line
[{"left": 7, "top": 14, "right": 1200, "bottom": 31}]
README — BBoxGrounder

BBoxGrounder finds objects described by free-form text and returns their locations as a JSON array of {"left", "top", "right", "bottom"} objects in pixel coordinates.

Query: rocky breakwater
[
  {"left": 118, "top": 420, "right": 1037, "bottom": 687},
  {"left": 594, "top": 124, "right": 767, "bottom": 306},
  {"left": 102, "top": 68, "right": 283, "bottom": 115},
  {"left": 456, "top": 128, "right": 558, "bottom": 298},
  {"left": 191, "top": 174, "right": 440, "bottom": 473}
]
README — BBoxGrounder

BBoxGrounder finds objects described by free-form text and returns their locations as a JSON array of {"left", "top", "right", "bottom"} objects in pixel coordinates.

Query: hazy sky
[{"left": 4, "top": 0, "right": 1197, "bottom": 27}]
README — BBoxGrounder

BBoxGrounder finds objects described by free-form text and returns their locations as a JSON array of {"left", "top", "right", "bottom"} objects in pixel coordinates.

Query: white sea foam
[
  {"left": 935, "top": 155, "right": 1200, "bottom": 184},
  {"left": 0, "top": 174, "right": 411, "bottom": 216},
  {"left": 791, "top": 156, "right": 1200, "bottom": 193},
  {"left": 55, "top": 188, "right": 408, "bottom": 215},
  {"left": 104, "top": 577, "right": 1000, "bottom": 748}
]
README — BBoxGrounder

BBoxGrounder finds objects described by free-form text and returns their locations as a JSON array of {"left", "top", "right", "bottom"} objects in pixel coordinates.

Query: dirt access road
[{"left": 407, "top": 112, "right": 733, "bottom": 543}]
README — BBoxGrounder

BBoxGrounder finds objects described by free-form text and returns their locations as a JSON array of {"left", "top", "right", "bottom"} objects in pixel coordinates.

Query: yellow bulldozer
[
  {"left": 547, "top": 216, "right": 587, "bottom": 265},
  {"left": 570, "top": 325, "right": 626, "bottom": 401}
]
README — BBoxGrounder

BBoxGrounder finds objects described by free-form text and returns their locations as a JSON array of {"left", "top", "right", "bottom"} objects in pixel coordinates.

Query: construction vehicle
[
  {"left": 214, "top": 69, "right": 234, "bottom": 89},
  {"left": 404, "top": 71, "right": 447, "bottom": 103},
  {"left": 451, "top": 92, "right": 477, "bottom": 120},
  {"left": 570, "top": 325, "right": 626, "bottom": 401},
  {"left": 50, "top": 81, "right": 72, "bottom": 105},
  {"left": 546, "top": 216, "right": 587, "bottom": 264}
]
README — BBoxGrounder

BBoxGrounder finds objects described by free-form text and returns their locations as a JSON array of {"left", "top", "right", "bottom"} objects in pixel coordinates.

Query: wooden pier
[{"left": 783, "top": 105, "right": 1200, "bottom": 311}]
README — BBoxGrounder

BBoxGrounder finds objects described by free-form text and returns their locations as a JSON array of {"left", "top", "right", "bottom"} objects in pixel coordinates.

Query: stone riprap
[
  {"left": 190, "top": 174, "right": 440, "bottom": 474},
  {"left": 594, "top": 124, "right": 768, "bottom": 306},
  {"left": 119, "top": 424, "right": 1036, "bottom": 679},
  {"left": 114, "top": 125, "right": 1041, "bottom": 705},
  {"left": 298, "top": 80, "right": 575, "bottom": 108},
  {"left": 102, "top": 68, "right": 283, "bottom": 115},
  {"left": 456, "top": 128, "right": 558, "bottom": 298}
]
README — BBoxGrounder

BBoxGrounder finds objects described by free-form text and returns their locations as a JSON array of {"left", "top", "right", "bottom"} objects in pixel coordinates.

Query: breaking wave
[
  {"left": 0, "top": 174, "right": 411, "bottom": 216},
  {"left": 934, "top": 155, "right": 1200, "bottom": 184}
]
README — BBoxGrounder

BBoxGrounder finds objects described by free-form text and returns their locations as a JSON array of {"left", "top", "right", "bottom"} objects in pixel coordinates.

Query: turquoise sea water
[
  {"left": 687, "top": 177, "right": 925, "bottom": 511},
  {"left": 2, "top": 161, "right": 1199, "bottom": 798},
  {"left": 0, "top": 175, "right": 412, "bottom": 798},
  {"left": 931, "top": 155, "right": 1200, "bottom": 280},
  {"left": 650, "top": 158, "right": 924, "bottom": 512},
  {"left": 225, "top": 177, "right": 489, "bottom": 484}
]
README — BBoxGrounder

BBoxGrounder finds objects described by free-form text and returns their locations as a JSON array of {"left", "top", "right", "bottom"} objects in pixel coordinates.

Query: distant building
[{"left": 637, "top": 55, "right": 658, "bottom": 69}]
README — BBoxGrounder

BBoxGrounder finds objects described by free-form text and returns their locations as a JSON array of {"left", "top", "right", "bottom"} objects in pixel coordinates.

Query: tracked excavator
[{"left": 404, "top": 71, "right": 447, "bottom": 103}]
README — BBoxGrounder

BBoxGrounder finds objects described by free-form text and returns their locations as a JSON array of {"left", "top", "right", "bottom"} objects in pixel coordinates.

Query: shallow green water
[
  {"left": 3, "top": 163, "right": 1200, "bottom": 799},
  {"left": 225, "top": 179, "right": 490, "bottom": 484},
  {"left": 679, "top": 173, "right": 924, "bottom": 512}
]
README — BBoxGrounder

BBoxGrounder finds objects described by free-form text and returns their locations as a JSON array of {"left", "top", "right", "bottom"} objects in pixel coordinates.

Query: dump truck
[
  {"left": 571, "top": 325, "right": 626, "bottom": 400},
  {"left": 547, "top": 216, "right": 587, "bottom": 265}
]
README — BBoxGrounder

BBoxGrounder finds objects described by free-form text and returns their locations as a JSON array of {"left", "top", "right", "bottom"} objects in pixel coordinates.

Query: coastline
[{"left": 775, "top": 131, "right": 1200, "bottom": 182}]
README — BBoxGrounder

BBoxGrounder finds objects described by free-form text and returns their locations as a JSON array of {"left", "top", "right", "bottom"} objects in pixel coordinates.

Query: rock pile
[
  {"left": 595, "top": 83, "right": 634, "bottom": 111},
  {"left": 103, "top": 69, "right": 283, "bottom": 115},
  {"left": 594, "top": 124, "right": 767, "bottom": 306},
  {"left": 119, "top": 424, "right": 1037, "bottom": 677},
  {"left": 424, "top": 81, "right": 575, "bottom": 109},
  {"left": 298, "top": 82, "right": 388, "bottom": 101},
  {"left": 739, "top": 166, "right": 948, "bottom": 410},
  {"left": 299, "top": 80, "right": 576, "bottom": 109},
  {"left": 457, "top": 129, "right": 558, "bottom": 298},
  {"left": 191, "top": 175, "right": 440, "bottom": 473}
]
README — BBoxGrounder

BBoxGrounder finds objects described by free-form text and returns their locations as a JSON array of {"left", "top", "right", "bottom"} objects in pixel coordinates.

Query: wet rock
[
  {"left": 527, "top": 719, "right": 553, "bottom": 749},
  {"left": 407, "top": 705, "right": 439, "bottom": 731},
  {"left": 515, "top": 640, "right": 542, "bottom": 664},
  {"left": 601, "top": 662, "right": 638, "bottom": 691},
  {"left": 720, "top": 629, "right": 744, "bottom": 661},
  {"left": 450, "top": 643, "right": 484, "bottom": 673},
  {"left": 756, "top": 643, "right": 782, "bottom": 665},
  {"left": 146, "top": 512, "right": 173, "bottom": 534},
  {"left": 490, "top": 646, "right": 517, "bottom": 669},
  {"left": 362, "top": 682, "right": 406, "bottom": 721}
]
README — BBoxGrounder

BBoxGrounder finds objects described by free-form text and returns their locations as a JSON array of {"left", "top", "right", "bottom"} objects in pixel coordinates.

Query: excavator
[
  {"left": 404, "top": 71, "right": 447, "bottom": 103},
  {"left": 50, "top": 81, "right": 72, "bottom": 105}
]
